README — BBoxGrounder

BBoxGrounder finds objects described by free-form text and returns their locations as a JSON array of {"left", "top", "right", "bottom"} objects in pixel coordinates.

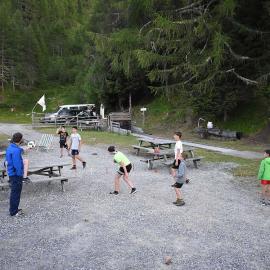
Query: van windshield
[{"left": 58, "top": 108, "right": 69, "bottom": 115}]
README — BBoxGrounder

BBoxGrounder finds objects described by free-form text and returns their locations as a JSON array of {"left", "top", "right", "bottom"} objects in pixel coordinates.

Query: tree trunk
[
  {"left": 128, "top": 92, "right": 132, "bottom": 113},
  {"left": 1, "top": 38, "right": 5, "bottom": 94},
  {"left": 12, "top": 76, "right": 15, "bottom": 92},
  {"left": 223, "top": 110, "right": 228, "bottom": 122}
]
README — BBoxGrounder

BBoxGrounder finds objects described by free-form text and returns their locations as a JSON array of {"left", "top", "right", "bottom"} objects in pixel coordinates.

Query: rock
[{"left": 164, "top": 256, "right": 172, "bottom": 265}]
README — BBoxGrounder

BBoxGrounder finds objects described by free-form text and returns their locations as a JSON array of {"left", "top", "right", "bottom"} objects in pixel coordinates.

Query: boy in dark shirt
[{"left": 56, "top": 126, "right": 69, "bottom": 158}]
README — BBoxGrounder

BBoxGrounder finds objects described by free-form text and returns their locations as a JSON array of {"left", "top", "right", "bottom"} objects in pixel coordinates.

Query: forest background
[{"left": 0, "top": 0, "right": 269, "bottom": 135}]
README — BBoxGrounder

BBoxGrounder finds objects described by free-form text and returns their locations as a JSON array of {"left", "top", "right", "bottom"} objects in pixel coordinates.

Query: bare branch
[
  {"left": 225, "top": 69, "right": 258, "bottom": 85},
  {"left": 139, "top": 21, "right": 152, "bottom": 35},
  {"left": 224, "top": 42, "right": 251, "bottom": 60},
  {"left": 175, "top": 1, "right": 203, "bottom": 12},
  {"left": 226, "top": 18, "right": 270, "bottom": 35},
  {"left": 183, "top": 74, "right": 198, "bottom": 85}
]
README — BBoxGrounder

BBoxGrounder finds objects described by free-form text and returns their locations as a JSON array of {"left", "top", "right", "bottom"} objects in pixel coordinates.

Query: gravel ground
[{"left": 0, "top": 124, "right": 269, "bottom": 270}]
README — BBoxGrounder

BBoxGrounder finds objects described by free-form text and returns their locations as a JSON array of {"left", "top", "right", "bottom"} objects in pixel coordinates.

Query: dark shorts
[
  {"left": 117, "top": 163, "right": 132, "bottom": 175},
  {"left": 71, "top": 150, "right": 79, "bottom": 156},
  {"left": 174, "top": 182, "right": 183, "bottom": 188},
  {"left": 60, "top": 142, "right": 67, "bottom": 149},
  {"left": 171, "top": 159, "right": 180, "bottom": 169}
]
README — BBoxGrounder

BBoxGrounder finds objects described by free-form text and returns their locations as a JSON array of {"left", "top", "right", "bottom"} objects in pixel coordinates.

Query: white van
[{"left": 42, "top": 104, "right": 97, "bottom": 123}]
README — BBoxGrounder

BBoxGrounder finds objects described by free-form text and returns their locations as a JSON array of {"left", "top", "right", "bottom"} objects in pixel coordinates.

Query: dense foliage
[{"left": 0, "top": 0, "right": 269, "bottom": 120}]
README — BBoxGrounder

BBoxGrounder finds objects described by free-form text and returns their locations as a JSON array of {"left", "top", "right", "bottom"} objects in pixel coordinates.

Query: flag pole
[
  {"left": 31, "top": 102, "right": 38, "bottom": 114},
  {"left": 32, "top": 94, "right": 45, "bottom": 126}
]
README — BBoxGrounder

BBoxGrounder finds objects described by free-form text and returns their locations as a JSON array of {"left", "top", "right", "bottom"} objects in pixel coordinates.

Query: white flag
[{"left": 37, "top": 95, "right": 46, "bottom": 112}]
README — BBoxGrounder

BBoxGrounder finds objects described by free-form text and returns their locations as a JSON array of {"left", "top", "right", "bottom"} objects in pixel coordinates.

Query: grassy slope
[
  {"left": 0, "top": 85, "right": 80, "bottom": 123},
  {"left": 133, "top": 96, "right": 268, "bottom": 134}
]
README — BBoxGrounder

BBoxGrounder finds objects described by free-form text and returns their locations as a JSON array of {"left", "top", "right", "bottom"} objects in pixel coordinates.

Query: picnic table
[
  {"left": 132, "top": 136, "right": 203, "bottom": 169},
  {"left": 0, "top": 163, "right": 70, "bottom": 192},
  {"left": 132, "top": 137, "right": 175, "bottom": 155}
]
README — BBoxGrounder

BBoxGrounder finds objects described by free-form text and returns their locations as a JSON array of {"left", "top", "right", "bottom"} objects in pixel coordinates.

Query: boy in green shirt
[
  {"left": 108, "top": 146, "right": 136, "bottom": 195},
  {"left": 258, "top": 149, "right": 270, "bottom": 205}
]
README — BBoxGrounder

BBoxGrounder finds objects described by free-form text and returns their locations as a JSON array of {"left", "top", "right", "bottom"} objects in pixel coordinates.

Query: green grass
[
  {"left": 0, "top": 111, "right": 32, "bottom": 124},
  {"left": 0, "top": 85, "right": 81, "bottom": 123},
  {"left": 132, "top": 96, "right": 187, "bottom": 131},
  {"left": 196, "top": 148, "right": 260, "bottom": 177},
  {"left": 38, "top": 127, "right": 259, "bottom": 177},
  {"left": 216, "top": 99, "right": 269, "bottom": 135},
  {"left": 0, "top": 133, "right": 9, "bottom": 141},
  {"left": 185, "top": 136, "right": 266, "bottom": 152},
  {"left": 37, "top": 128, "right": 137, "bottom": 149}
]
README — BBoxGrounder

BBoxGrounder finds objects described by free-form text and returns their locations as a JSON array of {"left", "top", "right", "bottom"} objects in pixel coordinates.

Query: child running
[
  {"left": 56, "top": 126, "right": 69, "bottom": 158},
  {"left": 171, "top": 153, "right": 188, "bottom": 206},
  {"left": 108, "top": 146, "right": 136, "bottom": 195},
  {"left": 171, "top": 132, "right": 183, "bottom": 177},
  {"left": 68, "top": 126, "right": 86, "bottom": 170},
  {"left": 258, "top": 149, "right": 270, "bottom": 206}
]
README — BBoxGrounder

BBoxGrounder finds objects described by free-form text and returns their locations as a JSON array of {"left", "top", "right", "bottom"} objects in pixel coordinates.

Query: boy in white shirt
[
  {"left": 171, "top": 132, "right": 183, "bottom": 177},
  {"left": 68, "top": 126, "right": 86, "bottom": 170}
]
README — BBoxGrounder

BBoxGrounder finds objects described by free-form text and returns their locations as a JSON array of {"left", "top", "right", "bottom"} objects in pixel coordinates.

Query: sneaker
[
  {"left": 130, "top": 188, "right": 137, "bottom": 194},
  {"left": 60, "top": 155, "right": 63, "bottom": 158},
  {"left": 22, "top": 177, "right": 31, "bottom": 184},
  {"left": 171, "top": 183, "right": 177, "bottom": 187},
  {"left": 109, "top": 191, "right": 119, "bottom": 195},
  {"left": 70, "top": 166, "right": 76, "bottom": 170},
  {"left": 173, "top": 199, "right": 181, "bottom": 205},
  {"left": 82, "top": 162, "right": 86, "bottom": 169},
  {"left": 261, "top": 200, "right": 270, "bottom": 206},
  {"left": 174, "top": 199, "right": 185, "bottom": 206},
  {"left": 12, "top": 209, "right": 25, "bottom": 217},
  {"left": 186, "top": 178, "right": 190, "bottom": 184}
]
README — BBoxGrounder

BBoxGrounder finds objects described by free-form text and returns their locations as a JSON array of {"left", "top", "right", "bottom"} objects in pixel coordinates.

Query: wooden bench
[
  {"left": 0, "top": 181, "right": 9, "bottom": 190},
  {"left": 132, "top": 145, "right": 153, "bottom": 155},
  {"left": 140, "top": 155, "right": 170, "bottom": 170},
  {"left": 34, "top": 177, "right": 69, "bottom": 192},
  {"left": 0, "top": 177, "right": 69, "bottom": 192},
  {"left": 163, "top": 157, "right": 204, "bottom": 169}
]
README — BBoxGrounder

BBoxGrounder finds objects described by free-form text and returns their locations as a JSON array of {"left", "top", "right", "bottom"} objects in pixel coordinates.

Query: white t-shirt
[
  {"left": 70, "top": 133, "right": 81, "bottom": 150},
  {"left": 174, "top": 140, "right": 183, "bottom": 159}
]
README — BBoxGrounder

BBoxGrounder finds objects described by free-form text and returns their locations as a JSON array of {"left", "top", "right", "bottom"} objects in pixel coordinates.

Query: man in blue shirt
[{"left": 6, "top": 132, "right": 25, "bottom": 216}]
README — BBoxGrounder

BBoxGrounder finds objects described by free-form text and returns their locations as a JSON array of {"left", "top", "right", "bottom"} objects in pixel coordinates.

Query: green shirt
[
  {"left": 258, "top": 157, "right": 270, "bottom": 180},
  {"left": 114, "top": 151, "right": 131, "bottom": 166}
]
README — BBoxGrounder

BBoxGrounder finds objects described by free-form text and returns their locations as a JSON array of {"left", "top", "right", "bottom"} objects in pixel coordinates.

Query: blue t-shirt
[
  {"left": 176, "top": 160, "right": 186, "bottom": 184},
  {"left": 6, "top": 143, "right": 24, "bottom": 177}
]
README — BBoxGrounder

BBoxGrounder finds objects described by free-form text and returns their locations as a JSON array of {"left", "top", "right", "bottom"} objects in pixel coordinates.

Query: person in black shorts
[
  {"left": 56, "top": 126, "right": 69, "bottom": 158},
  {"left": 171, "top": 152, "right": 188, "bottom": 206},
  {"left": 108, "top": 146, "right": 136, "bottom": 195}
]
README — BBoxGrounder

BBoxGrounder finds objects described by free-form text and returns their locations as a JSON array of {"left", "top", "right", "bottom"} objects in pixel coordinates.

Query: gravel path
[{"left": 0, "top": 124, "right": 269, "bottom": 270}]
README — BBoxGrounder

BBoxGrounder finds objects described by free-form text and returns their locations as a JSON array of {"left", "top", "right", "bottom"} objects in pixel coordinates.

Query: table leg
[
  {"left": 61, "top": 180, "right": 65, "bottom": 192},
  {"left": 147, "top": 160, "right": 153, "bottom": 170},
  {"left": 49, "top": 167, "right": 53, "bottom": 177}
]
